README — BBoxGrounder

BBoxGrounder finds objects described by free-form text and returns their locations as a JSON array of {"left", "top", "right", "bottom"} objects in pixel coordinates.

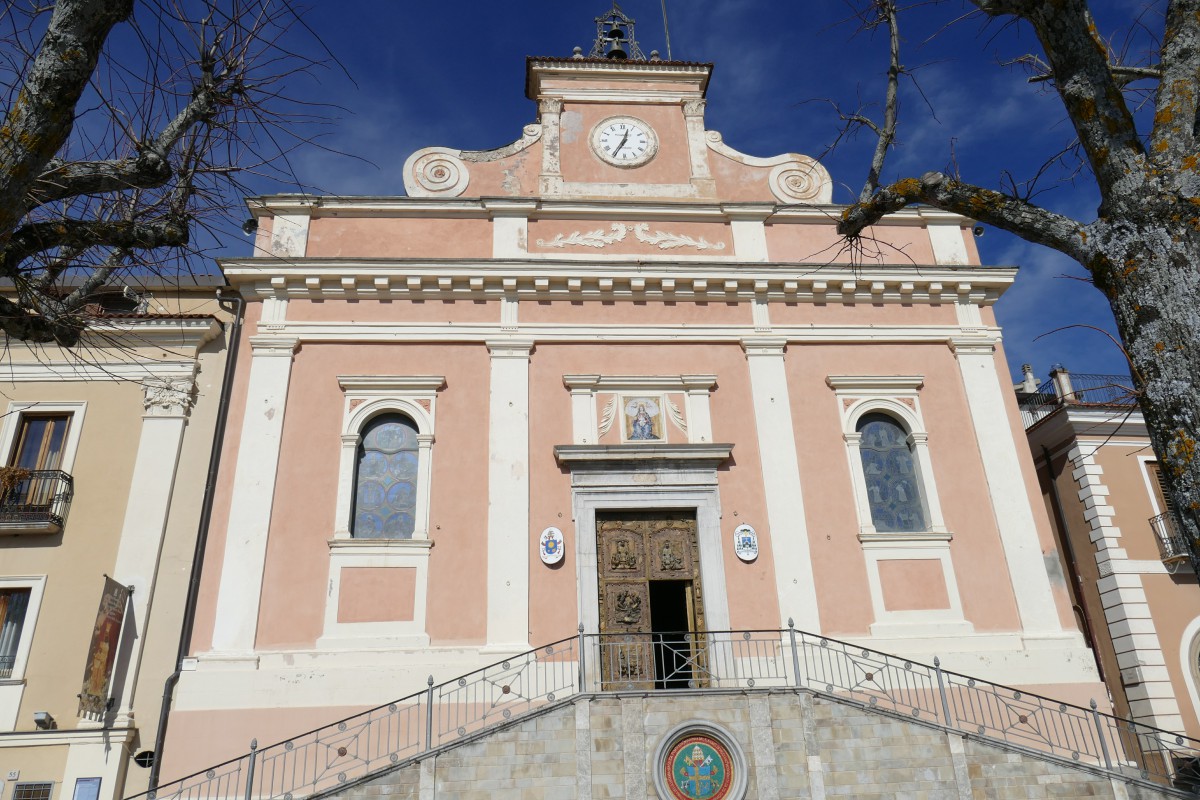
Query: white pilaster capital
[
  {"left": 908, "top": 432, "right": 930, "bottom": 446},
  {"left": 681, "top": 374, "right": 718, "bottom": 393},
  {"left": 539, "top": 97, "right": 563, "bottom": 115},
  {"left": 741, "top": 337, "right": 788, "bottom": 358},
  {"left": 340, "top": 433, "right": 359, "bottom": 446},
  {"left": 682, "top": 98, "right": 706, "bottom": 117},
  {"left": 720, "top": 203, "right": 774, "bottom": 221},
  {"left": 416, "top": 433, "right": 435, "bottom": 447},
  {"left": 249, "top": 335, "right": 301, "bottom": 357},
  {"left": 949, "top": 336, "right": 997, "bottom": 356},
  {"left": 564, "top": 374, "right": 602, "bottom": 394},
  {"left": 482, "top": 199, "right": 539, "bottom": 218},
  {"left": 142, "top": 376, "right": 196, "bottom": 418},
  {"left": 843, "top": 432, "right": 863, "bottom": 445},
  {"left": 487, "top": 339, "right": 535, "bottom": 359}
]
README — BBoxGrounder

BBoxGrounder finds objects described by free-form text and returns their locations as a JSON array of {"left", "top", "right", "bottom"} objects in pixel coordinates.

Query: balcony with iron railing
[
  {"left": 0, "top": 469, "right": 74, "bottom": 534},
  {"left": 1018, "top": 369, "right": 1138, "bottom": 429},
  {"left": 1150, "top": 511, "right": 1198, "bottom": 565}
]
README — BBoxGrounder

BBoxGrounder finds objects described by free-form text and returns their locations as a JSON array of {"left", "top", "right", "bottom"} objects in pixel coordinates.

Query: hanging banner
[{"left": 78, "top": 577, "right": 130, "bottom": 716}]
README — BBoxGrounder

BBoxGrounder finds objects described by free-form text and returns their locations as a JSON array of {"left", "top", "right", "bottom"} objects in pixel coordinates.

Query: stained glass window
[
  {"left": 352, "top": 414, "right": 419, "bottom": 539},
  {"left": 857, "top": 413, "right": 927, "bottom": 533}
]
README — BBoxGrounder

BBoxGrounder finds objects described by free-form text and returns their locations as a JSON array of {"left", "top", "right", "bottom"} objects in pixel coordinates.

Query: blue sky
[{"left": 252, "top": 1, "right": 1164, "bottom": 385}]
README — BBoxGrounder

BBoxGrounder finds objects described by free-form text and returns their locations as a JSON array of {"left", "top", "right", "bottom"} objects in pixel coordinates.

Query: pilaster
[
  {"left": 538, "top": 98, "right": 564, "bottom": 195},
  {"left": 209, "top": 336, "right": 299, "bottom": 654},
  {"left": 950, "top": 336, "right": 1061, "bottom": 635},
  {"left": 111, "top": 374, "right": 197, "bottom": 724},
  {"left": 742, "top": 338, "right": 820, "bottom": 631},
  {"left": 485, "top": 340, "right": 534, "bottom": 651}
]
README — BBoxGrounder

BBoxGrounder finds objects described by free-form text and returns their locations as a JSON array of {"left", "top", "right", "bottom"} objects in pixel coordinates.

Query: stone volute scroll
[
  {"left": 705, "top": 130, "right": 833, "bottom": 204},
  {"left": 402, "top": 125, "right": 543, "bottom": 198}
]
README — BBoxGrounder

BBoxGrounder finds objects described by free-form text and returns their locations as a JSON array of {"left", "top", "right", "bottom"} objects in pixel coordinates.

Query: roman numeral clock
[{"left": 592, "top": 116, "right": 659, "bottom": 167}]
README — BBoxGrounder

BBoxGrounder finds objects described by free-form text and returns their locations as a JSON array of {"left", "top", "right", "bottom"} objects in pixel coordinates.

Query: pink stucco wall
[
  {"left": 306, "top": 217, "right": 492, "bottom": 259},
  {"left": 879, "top": 560, "right": 950, "bottom": 611},
  {"left": 253, "top": 343, "right": 492, "bottom": 649},
  {"left": 766, "top": 221, "right": 937, "bottom": 264},
  {"left": 786, "top": 342, "right": 1023, "bottom": 635}
]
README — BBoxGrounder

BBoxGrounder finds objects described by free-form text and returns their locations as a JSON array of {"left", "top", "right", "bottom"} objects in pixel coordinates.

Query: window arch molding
[
  {"left": 333, "top": 376, "right": 444, "bottom": 541},
  {"left": 1180, "top": 615, "right": 1200, "bottom": 725},
  {"left": 344, "top": 396, "right": 432, "bottom": 440}
]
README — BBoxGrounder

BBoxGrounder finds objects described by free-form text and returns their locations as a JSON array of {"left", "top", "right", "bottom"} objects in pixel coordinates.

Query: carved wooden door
[{"left": 596, "top": 512, "right": 704, "bottom": 689}]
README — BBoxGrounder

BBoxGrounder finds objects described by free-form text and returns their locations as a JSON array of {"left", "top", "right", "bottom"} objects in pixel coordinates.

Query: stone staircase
[
  {"left": 330, "top": 690, "right": 1194, "bottom": 800},
  {"left": 136, "top": 628, "right": 1200, "bottom": 800}
]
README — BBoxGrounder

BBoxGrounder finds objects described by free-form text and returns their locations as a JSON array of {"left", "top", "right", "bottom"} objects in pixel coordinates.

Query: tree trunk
[{"left": 1092, "top": 206, "right": 1200, "bottom": 557}]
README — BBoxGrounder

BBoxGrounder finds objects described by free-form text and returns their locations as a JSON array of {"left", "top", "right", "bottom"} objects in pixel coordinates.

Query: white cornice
[
  {"left": 337, "top": 376, "right": 446, "bottom": 392},
  {"left": 0, "top": 727, "right": 134, "bottom": 746},
  {"left": 826, "top": 375, "right": 925, "bottom": 391},
  {"left": 0, "top": 360, "right": 202, "bottom": 383},
  {"left": 244, "top": 196, "right": 976, "bottom": 227},
  {"left": 562, "top": 374, "right": 717, "bottom": 391},
  {"left": 249, "top": 323, "right": 992, "bottom": 345},
  {"left": 526, "top": 60, "right": 712, "bottom": 100},
  {"left": 222, "top": 260, "right": 1015, "bottom": 306},
  {"left": 81, "top": 317, "right": 221, "bottom": 347},
  {"left": 554, "top": 443, "right": 733, "bottom": 465},
  {"left": 1025, "top": 405, "right": 1148, "bottom": 446}
]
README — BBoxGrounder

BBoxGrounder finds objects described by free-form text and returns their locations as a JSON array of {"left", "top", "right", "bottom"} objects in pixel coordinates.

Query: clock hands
[{"left": 613, "top": 129, "right": 631, "bottom": 156}]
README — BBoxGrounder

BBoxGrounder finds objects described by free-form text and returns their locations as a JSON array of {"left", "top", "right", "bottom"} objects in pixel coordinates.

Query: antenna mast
[{"left": 660, "top": 0, "right": 673, "bottom": 60}]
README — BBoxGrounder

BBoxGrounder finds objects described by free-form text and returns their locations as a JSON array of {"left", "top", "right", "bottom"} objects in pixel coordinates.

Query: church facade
[{"left": 161, "top": 16, "right": 1111, "bottom": 785}]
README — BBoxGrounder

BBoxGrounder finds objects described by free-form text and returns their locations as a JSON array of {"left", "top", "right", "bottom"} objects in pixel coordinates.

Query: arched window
[
  {"left": 352, "top": 414, "right": 420, "bottom": 539},
  {"left": 857, "top": 413, "right": 927, "bottom": 533}
]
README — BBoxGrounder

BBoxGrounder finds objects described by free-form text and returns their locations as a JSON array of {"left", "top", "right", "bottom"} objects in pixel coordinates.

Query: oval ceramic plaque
[
  {"left": 539, "top": 526, "right": 565, "bottom": 565},
  {"left": 733, "top": 524, "right": 758, "bottom": 562}
]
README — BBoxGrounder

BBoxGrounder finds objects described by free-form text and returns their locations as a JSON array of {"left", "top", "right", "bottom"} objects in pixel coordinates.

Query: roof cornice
[
  {"left": 219, "top": 258, "right": 1015, "bottom": 306},
  {"left": 245, "top": 195, "right": 977, "bottom": 228},
  {"left": 525, "top": 57, "right": 713, "bottom": 99}
]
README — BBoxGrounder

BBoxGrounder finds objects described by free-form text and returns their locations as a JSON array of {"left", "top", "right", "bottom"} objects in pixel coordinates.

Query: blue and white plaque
[
  {"left": 733, "top": 524, "right": 758, "bottom": 562},
  {"left": 539, "top": 526, "right": 565, "bottom": 565}
]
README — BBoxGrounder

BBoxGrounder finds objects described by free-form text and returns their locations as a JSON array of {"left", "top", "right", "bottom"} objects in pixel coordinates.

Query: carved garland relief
[{"left": 536, "top": 222, "right": 725, "bottom": 251}]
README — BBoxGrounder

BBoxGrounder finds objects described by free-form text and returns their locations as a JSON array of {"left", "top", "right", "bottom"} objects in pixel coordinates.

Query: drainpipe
[
  {"left": 1041, "top": 445, "right": 1106, "bottom": 683},
  {"left": 147, "top": 288, "right": 244, "bottom": 789}
]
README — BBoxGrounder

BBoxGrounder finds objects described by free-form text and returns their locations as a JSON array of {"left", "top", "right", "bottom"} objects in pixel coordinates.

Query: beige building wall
[
  {"left": 1029, "top": 409, "right": 1200, "bottom": 738},
  {"left": 0, "top": 290, "right": 234, "bottom": 800}
]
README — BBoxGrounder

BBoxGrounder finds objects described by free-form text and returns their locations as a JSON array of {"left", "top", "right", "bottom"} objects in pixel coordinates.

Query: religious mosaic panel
[
  {"left": 623, "top": 395, "right": 664, "bottom": 442},
  {"left": 653, "top": 724, "right": 747, "bottom": 800}
]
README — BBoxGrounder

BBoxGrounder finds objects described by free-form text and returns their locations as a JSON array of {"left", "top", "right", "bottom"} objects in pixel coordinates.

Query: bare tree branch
[
  {"left": 0, "top": 0, "right": 337, "bottom": 345},
  {"left": 838, "top": 171, "right": 1089, "bottom": 261},
  {"left": 859, "top": 0, "right": 901, "bottom": 202},
  {"left": 0, "top": 0, "right": 132, "bottom": 240},
  {"left": 974, "top": 0, "right": 1145, "bottom": 198}
]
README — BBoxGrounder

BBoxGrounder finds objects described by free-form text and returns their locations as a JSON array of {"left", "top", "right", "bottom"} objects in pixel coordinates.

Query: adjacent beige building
[
  {"left": 1020, "top": 366, "right": 1200, "bottom": 739},
  {"left": 0, "top": 280, "right": 236, "bottom": 800}
]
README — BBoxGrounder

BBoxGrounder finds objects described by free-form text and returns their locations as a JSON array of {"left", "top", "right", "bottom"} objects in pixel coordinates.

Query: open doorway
[
  {"left": 596, "top": 512, "right": 705, "bottom": 690},
  {"left": 650, "top": 580, "right": 694, "bottom": 689}
]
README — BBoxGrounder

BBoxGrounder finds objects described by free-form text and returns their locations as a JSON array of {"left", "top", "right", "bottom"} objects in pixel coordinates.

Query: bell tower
[
  {"left": 404, "top": 4, "right": 830, "bottom": 204},
  {"left": 587, "top": 3, "right": 647, "bottom": 61}
]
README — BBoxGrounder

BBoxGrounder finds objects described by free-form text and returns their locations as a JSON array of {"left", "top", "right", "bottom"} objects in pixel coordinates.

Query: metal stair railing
[{"left": 130, "top": 625, "right": 1200, "bottom": 800}]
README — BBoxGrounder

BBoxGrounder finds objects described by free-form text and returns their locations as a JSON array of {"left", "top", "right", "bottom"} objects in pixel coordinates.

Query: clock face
[{"left": 592, "top": 117, "right": 658, "bottom": 167}]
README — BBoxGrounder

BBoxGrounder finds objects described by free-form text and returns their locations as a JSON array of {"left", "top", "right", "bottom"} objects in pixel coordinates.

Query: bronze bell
[{"left": 605, "top": 28, "right": 627, "bottom": 59}]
